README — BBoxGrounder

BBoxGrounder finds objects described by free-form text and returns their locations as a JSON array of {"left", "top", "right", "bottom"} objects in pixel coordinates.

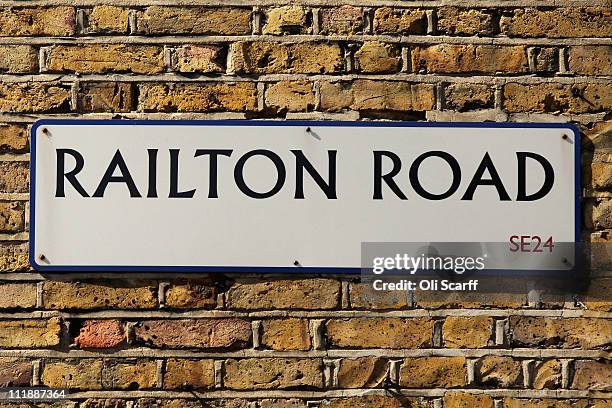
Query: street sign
[{"left": 30, "top": 120, "right": 579, "bottom": 272}]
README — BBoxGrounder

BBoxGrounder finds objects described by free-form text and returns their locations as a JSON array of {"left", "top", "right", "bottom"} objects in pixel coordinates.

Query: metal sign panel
[{"left": 30, "top": 120, "right": 579, "bottom": 272}]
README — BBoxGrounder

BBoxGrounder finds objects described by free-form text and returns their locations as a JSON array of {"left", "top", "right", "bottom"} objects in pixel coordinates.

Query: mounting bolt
[
  {"left": 293, "top": 260, "right": 300, "bottom": 266},
  {"left": 38, "top": 254, "right": 46, "bottom": 262},
  {"left": 562, "top": 134, "right": 569, "bottom": 140},
  {"left": 41, "top": 128, "right": 48, "bottom": 135},
  {"left": 306, "top": 127, "right": 311, "bottom": 133}
]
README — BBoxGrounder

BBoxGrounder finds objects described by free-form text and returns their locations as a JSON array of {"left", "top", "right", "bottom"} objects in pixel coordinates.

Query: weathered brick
[
  {"left": 231, "top": 42, "right": 343, "bottom": 74},
  {"left": 265, "top": 81, "right": 315, "bottom": 112},
  {"left": 224, "top": 358, "right": 323, "bottom": 389},
  {"left": 569, "top": 46, "right": 612, "bottom": 76},
  {"left": 571, "top": 360, "right": 611, "bottom": 390},
  {"left": 477, "top": 356, "right": 522, "bottom": 388},
  {"left": 82, "top": 400, "right": 127, "bottom": 408},
  {"left": 0, "top": 46, "right": 37, "bottom": 73},
  {"left": 138, "top": 83, "right": 257, "bottom": 113},
  {"left": 0, "top": 83, "right": 71, "bottom": 113},
  {"left": 0, "top": 7, "right": 75, "bottom": 36},
  {"left": 136, "top": 7, "right": 251, "bottom": 35},
  {"left": 533, "top": 360, "right": 562, "bottom": 389},
  {"left": 437, "top": 7, "right": 497, "bottom": 36},
  {"left": 74, "top": 320, "right": 125, "bottom": 349},
  {"left": 587, "top": 200, "right": 612, "bottom": 230},
  {"left": 587, "top": 162, "right": 612, "bottom": 191},
  {"left": 336, "top": 357, "right": 388, "bottom": 388},
  {"left": 509, "top": 317, "right": 611, "bottom": 349},
  {"left": 532, "top": 48, "right": 559, "bottom": 73},
  {"left": 0, "top": 242, "right": 29, "bottom": 271},
  {"left": 501, "top": 7, "right": 612, "bottom": 38},
  {"left": 349, "top": 282, "right": 409, "bottom": 309},
  {"left": 320, "top": 80, "right": 435, "bottom": 112},
  {"left": 102, "top": 360, "right": 157, "bottom": 389},
  {"left": 263, "top": 6, "right": 309, "bottom": 35},
  {"left": 87, "top": 6, "right": 129, "bottom": 33},
  {"left": 47, "top": 45, "right": 164, "bottom": 74},
  {"left": 261, "top": 319, "right": 311, "bottom": 351},
  {"left": 163, "top": 359, "right": 215, "bottom": 389},
  {"left": 0, "top": 124, "right": 28, "bottom": 152},
  {"left": 0, "top": 358, "right": 32, "bottom": 386},
  {"left": 444, "top": 393, "right": 494, "bottom": 408},
  {"left": 373, "top": 8, "right": 427, "bottom": 35},
  {"left": 324, "top": 396, "right": 426, "bottom": 408},
  {"left": 260, "top": 400, "right": 306, "bottom": 408},
  {"left": 42, "top": 281, "right": 157, "bottom": 310},
  {"left": 326, "top": 318, "right": 434, "bottom": 348},
  {"left": 0, "top": 318, "right": 61, "bottom": 348},
  {"left": 320, "top": 6, "right": 363, "bottom": 35},
  {"left": 414, "top": 290, "right": 525, "bottom": 309},
  {"left": 0, "top": 201, "right": 24, "bottom": 233},
  {"left": 590, "top": 234, "right": 612, "bottom": 272},
  {"left": 226, "top": 279, "right": 340, "bottom": 310},
  {"left": 580, "top": 279, "right": 612, "bottom": 312},
  {"left": 504, "top": 83, "right": 612, "bottom": 114},
  {"left": 0, "top": 162, "right": 28, "bottom": 193},
  {"left": 400, "top": 357, "right": 466, "bottom": 388},
  {"left": 165, "top": 281, "right": 217, "bottom": 309},
  {"left": 174, "top": 45, "right": 225, "bottom": 73},
  {"left": 136, "top": 400, "right": 249, "bottom": 408},
  {"left": 135, "top": 319, "right": 251, "bottom": 349},
  {"left": 504, "top": 399, "right": 588, "bottom": 408},
  {"left": 42, "top": 360, "right": 103, "bottom": 390},
  {"left": 443, "top": 316, "right": 494, "bottom": 348},
  {"left": 0, "top": 283, "right": 36, "bottom": 308},
  {"left": 412, "top": 45, "right": 528, "bottom": 74},
  {"left": 355, "top": 42, "right": 401, "bottom": 73},
  {"left": 78, "top": 83, "right": 133, "bottom": 113},
  {"left": 444, "top": 84, "right": 495, "bottom": 112}
]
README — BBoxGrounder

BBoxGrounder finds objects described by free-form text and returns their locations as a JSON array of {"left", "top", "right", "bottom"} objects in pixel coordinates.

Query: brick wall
[{"left": 0, "top": 1, "right": 611, "bottom": 407}]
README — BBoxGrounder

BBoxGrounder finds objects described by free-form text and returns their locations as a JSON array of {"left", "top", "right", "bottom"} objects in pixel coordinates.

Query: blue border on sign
[{"left": 29, "top": 119, "right": 582, "bottom": 273}]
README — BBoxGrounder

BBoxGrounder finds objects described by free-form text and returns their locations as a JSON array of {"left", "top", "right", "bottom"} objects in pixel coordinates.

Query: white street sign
[{"left": 30, "top": 120, "right": 579, "bottom": 272}]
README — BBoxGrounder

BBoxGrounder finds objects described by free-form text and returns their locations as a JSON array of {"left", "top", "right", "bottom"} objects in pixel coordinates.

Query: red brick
[
  {"left": 135, "top": 319, "right": 251, "bottom": 349},
  {"left": 74, "top": 320, "right": 125, "bottom": 349},
  {"left": 0, "top": 358, "right": 32, "bottom": 386}
]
